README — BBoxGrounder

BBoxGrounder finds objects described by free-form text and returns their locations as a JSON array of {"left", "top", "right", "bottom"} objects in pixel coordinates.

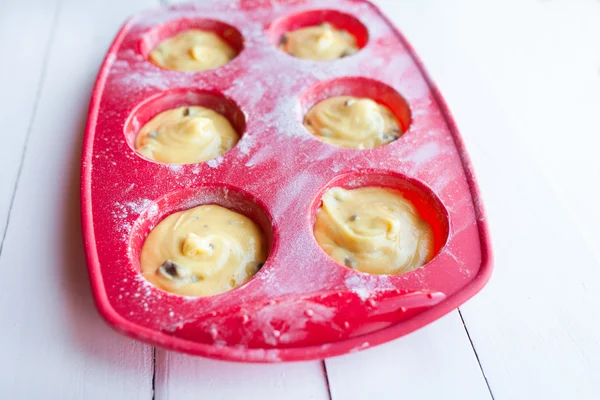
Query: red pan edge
[{"left": 81, "top": 0, "right": 493, "bottom": 362}]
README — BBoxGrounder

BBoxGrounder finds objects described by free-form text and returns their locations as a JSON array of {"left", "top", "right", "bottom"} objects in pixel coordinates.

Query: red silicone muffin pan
[{"left": 81, "top": 0, "right": 493, "bottom": 362}]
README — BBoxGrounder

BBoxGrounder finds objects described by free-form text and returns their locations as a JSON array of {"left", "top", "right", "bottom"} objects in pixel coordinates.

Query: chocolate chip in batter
[
  {"left": 256, "top": 262, "right": 265, "bottom": 270},
  {"left": 348, "top": 214, "right": 359, "bottom": 222},
  {"left": 381, "top": 132, "right": 399, "bottom": 141},
  {"left": 182, "top": 108, "right": 191, "bottom": 117},
  {"left": 279, "top": 34, "right": 288, "bottom": 46},
  {"left": 344, "top": 257, "right": 356, "bottom": 269},
  {"left": 159, "top": 260, "right": 203, "bottom": 284},
  {"left": 159, "top": 260, "right": 183, "bottom": 279}
]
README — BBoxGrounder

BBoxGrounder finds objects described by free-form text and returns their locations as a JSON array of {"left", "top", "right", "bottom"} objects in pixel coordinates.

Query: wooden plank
[
  {"left": 452, "top": 86, "right": 600, "bottom": 399},
  {"left": 155, "top": 349, "right": 330, "bottom": 400},
  {"left": 386, "top": 1, "right": 600, "bottom": 399},
  {"left": 0, "top": 0, "right": 159, "bottom": 398},
  {"left": 0, "top": 0, "right": 58, "bottom": 245},
  {"left": 325, "top": 313, "right": 492, "bottom": 400},
  {"left": 457, "top": 103, "right": 600, "bottom": 399}
]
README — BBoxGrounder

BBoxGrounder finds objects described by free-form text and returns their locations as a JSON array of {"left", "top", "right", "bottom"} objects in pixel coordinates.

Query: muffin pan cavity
[
  {"left": 300, "top": 76, "right": 412, "bottom": 143},
  {"left": 139, "top": 17, "right": 244, "bottom": 69},
  {"left": 124, "top": 89, "right": 246, "bottom": 164},
  {"left": 310, "top": 170, "right": 449, "bottom": 272},
  {"left": 128, "top": 185, "right": 275, "bottom": 289},
  {"left": 269, "top": 9, "right": 369, "bottom": 58}
]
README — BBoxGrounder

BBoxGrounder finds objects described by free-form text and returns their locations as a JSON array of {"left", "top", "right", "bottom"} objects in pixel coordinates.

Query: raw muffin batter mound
[
  {"left": 135, "top": 106, "right": 239, "bottom": 164},
  {"left": 149, "top": 29, "right": 237, "bottom": 71},
  {"left": 141, "top": 205, "right": 267, "bottom": 297},
  {"left": 314, "top": 187, "right": 433, "bottom": 275},
  {"left": 304, "top": 96, "right": 401, "bottom": 149},
  {"left": 280, "top": 23, "right": 358, "bottom": 61}
]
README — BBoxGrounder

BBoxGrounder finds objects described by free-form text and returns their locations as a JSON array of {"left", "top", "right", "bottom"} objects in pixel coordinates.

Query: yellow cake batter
[
  {"left": 135, "top": 106, "right": 239, "bottom": 164},
  {"left": 280, "top": 23, "right": 358, "bottom": 61},
  {"left": 149, "top": 29, "right": 237, "bottom": 71},
  {"left": 140, "top": 204, "right": 267, "bottom": 297},
  {"left": 314, "top": 187, "right": 433, "bottom": 275},
  {"left": 304, "top": 96, "right": 401, "bottom": 149}
]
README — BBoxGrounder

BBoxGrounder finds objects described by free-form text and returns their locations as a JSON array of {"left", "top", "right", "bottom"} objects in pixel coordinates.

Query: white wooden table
[{"left": 1, "top": 0, "right": 599, "bottom": 398}]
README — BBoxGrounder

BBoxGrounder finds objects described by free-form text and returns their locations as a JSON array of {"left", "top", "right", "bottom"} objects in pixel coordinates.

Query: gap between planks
[
  {"left": 0, "top": 0, "right": 62, "bottom": 259},
  {"left": 152, "top": 347, "right": 157, "bottom": 400},
  {"left": 321, "top": 360, "right": 333, "bottom": 400},
  {"left": 458, "top": 308, "right": 495, "bottom": 400}
]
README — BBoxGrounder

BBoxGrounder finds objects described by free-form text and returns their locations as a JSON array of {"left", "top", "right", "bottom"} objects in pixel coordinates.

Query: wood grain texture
[
  {"left": 0, "top": 0, "right": 59, "bottom": 246},
  {"left": 155, "top": 349, "right": 330, "bottom": 400},
  {"left": 0, "top": 0, "right": 159, "bottom": 398},
  {"left": 326, "top": 312, "right": 492, "bottom": 400}
]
